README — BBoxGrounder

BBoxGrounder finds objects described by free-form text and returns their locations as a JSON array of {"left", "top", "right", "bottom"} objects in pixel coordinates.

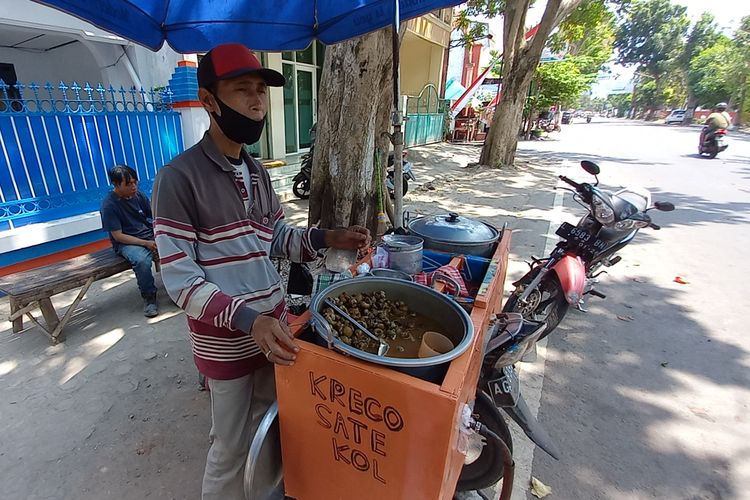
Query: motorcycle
[
  {"left": 503, "top": 160, "right": 675, "bottom": 338},
  {"left": 699, "top": 128, "right": 729, "bottom": 159},
  {"left": 586, "top": 115, "right": 592, "bottom": 123},
  {"left": 386, "top": 150, "right": 415, "bottom": 198},
  {"left": 292, "top": 127, "right": 415, "bottom": 200},
  {"left": 457, "top": 313, "right": 560, "bottom": 493},
  {"left": 292, "top": 125, "right": 316, "bottom": 200}
]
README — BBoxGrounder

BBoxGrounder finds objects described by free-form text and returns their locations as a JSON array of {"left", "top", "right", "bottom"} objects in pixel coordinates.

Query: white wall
[
  {"left": 129, "top": 45, "right": 184, "bottom": 90},
  {"left": 1, "top": 0, "right": 183, "bottom": 91},
  {"left": 0, "top": 43, "right": 102, "bottom": 86},
  {"left": 0, "top": 0, "right": 128, "bottom": 42},
  {"left": 446, "top": 30, "right": 465, "bottom": 85}
]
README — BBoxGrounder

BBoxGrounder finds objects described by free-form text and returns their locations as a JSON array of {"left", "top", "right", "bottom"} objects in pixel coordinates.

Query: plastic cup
[{"left": 418, "top": 331, "right": 455, "bottom": 358}]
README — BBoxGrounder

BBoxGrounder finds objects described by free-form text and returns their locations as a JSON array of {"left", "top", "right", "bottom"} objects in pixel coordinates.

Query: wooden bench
[{"left": 0, "top": 248, "right": 134, "bottom": 343}]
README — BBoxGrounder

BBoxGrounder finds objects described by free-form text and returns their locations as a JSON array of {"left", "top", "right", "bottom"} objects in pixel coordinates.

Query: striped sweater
[{"left": 152, "top": 132, "right": 324, "bottom": 380}]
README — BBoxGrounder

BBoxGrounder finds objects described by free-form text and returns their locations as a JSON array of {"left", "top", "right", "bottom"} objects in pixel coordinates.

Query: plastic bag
[{"left": 371, "top": 245, "right": 390, "bottom": 269}]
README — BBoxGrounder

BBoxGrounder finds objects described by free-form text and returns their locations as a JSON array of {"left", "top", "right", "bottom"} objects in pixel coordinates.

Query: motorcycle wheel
[
  {"left": 387, "top": 174, "right": 408, "bottom": 198},
  {"left": 503, "top": 270, "right": 568, "bottom": 340},
  {"left": 708, "top": 146, "right": 719, "bottom": 159},
  {"left": 292, "top": 178, "right": 310, "bottom": 199},
  {"left": 456, "top": 391, "right": 513, "bottom": 492}
]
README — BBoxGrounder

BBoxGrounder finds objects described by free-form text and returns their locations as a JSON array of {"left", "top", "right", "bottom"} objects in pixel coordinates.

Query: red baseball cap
[{"left": 198, "top": 43, "right": 285, "bottom": 89}]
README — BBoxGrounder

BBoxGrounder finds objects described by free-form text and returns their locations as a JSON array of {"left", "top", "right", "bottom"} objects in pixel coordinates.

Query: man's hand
[
  {"left": 250, "top": 315, "right": 299, "bottom": 366},
  {"left": 144, "top": 240, "right": 158, "bottom": 252},
  {"left": 324, "top": 225, "right": 371, "bottom": 250}
]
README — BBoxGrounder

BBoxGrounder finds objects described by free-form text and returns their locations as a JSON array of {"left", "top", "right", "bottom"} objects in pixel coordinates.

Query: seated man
[{"left": 100, "top": 165, "right": 159, "bottom": 317}]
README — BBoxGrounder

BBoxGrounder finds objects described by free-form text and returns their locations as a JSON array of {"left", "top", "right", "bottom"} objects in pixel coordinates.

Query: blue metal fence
[
  {"left": 404, "top": 84, "right": 448, "bottom": 147},
  {"left": 0, "top": 80, "right": 183, "bottom": 231}
]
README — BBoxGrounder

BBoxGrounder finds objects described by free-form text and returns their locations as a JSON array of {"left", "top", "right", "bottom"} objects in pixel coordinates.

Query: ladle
[{"left": 323, "top": 298, "right": 389, "bottom": 356}]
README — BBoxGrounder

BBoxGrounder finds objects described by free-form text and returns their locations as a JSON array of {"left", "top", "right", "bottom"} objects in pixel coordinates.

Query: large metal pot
[
  {"left": 408, "top": 212, "right": 500, "bottom": 258},
  {"left": 309, "top": 277, "right": 474, "bottom": 383}
]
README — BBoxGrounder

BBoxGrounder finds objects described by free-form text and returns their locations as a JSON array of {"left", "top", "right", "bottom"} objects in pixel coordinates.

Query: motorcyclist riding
[{"left": 699, "top": 102, "right": 731, "bottom": 146}]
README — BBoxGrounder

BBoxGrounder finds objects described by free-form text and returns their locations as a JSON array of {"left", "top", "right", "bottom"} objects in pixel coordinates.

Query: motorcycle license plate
[
  {"left": 556, "top": 222, "right": 607, "bottom": 254},
  {"left": 717, "top": 138, "right": 724, "bottom": 146},
  {"left": 488, "top": 365, "right": 520, "bottom": 407}
]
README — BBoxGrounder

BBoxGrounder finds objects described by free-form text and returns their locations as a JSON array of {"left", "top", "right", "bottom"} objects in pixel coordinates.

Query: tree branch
[{"left": 525, "top": 0, "right": 584, "bottom": 61}]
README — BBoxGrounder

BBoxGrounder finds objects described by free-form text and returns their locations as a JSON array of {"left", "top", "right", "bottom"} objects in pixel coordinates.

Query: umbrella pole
[{"left": 391, "top": 0, "right": 404, "bottom": 229}]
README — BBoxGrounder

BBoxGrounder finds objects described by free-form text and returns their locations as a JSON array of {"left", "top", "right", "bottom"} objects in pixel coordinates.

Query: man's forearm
[{"left": 113, "top": 233, "right": 152, "bottom": 247}]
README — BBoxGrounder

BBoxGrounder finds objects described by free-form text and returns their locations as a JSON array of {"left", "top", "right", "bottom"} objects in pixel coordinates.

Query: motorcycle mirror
[
  {"left": 581, "top": 160, "right": 601, "bottom": 176},
  {"left": 654, "top": 201, "right": 675, "bottom": 212}
]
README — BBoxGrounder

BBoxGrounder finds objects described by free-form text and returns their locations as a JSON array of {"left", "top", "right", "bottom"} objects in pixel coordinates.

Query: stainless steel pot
[
  {"left": 309, "top": 277, "right": 474, "bottom": 383},
  {"left": 408, "top": 212, "right": 500, "bottom": 258},
  {"left": 382, "top": 234, "right": 423, "bottom": 274}
]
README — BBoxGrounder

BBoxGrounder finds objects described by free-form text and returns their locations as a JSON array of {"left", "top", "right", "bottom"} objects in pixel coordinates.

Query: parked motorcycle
[
  {"left": 457, "top": 313, "right": 560, "bottom": 492},
  {"left": 292, "top": 125, "right": 316, "bottom": 199},
  {"left": 292, "top": 126, "right": 415, "bottom": 200},
  {"left": 699, "top": 128, "right": 729, "bottom": 159},
  {"left": 386, "top": 150, "right": 415, "bottom": 198},
  {"left": 503, "top": 160, "right": 675, "bottom": 338}
]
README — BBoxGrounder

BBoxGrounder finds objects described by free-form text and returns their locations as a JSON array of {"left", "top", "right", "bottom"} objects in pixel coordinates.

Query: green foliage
[
  {"left": 606, "top": 92, "right": 632, "bottom": 112},
  {"left": 614, "top": 0, "right": 689, "bottom": 76},
  {"left": 549, "top": 0, "right": 617, "bottom": 73},
  {"left": 453, "top": 10, "right": 491, "bottom": 48},
  {"left": 679, "top": 12, "right": 721, "bottom": 69},
  {"left": 532, "top": 58, "right": 595, "bottom": 109},
  {"left": 688, "top": 36, "right": 742, "bottom": 107},
  {"left": 528, "top": 0, "right": 618, "bottom": 110}
]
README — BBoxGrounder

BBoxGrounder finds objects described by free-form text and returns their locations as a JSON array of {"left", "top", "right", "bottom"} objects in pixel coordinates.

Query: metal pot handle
[
  {"left": 402, "top": 210, "right": 412, "bottom": 228},
  {"left": 431, "top": 271, "right": 461, "bottom": 298}
]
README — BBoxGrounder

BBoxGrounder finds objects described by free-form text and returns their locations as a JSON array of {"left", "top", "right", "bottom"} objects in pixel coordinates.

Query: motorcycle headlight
[
  {"left": 614, "top": 219, "right": 650, "bottom": 231},
  {"left": 592, "top": 196, "right": 615, "bottom": 224}
]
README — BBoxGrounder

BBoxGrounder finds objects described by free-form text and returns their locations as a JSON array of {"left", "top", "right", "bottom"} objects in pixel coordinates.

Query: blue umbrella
[
  {"left": 34, "top": 0, "right": 463, "bottom": 228},
  {"left": 32, "top": 0, "right": 461, "bottom": 52}
]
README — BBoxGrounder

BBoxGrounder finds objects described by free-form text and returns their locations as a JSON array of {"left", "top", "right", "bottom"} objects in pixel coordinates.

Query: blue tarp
[{"left": 34, "top": 0, "right": 463, "bottom": 52}]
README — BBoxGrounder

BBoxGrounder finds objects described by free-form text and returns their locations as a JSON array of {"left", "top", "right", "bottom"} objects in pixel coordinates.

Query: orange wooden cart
[{"left": 274, "top": 229, "right": 512, "bottom": 500}]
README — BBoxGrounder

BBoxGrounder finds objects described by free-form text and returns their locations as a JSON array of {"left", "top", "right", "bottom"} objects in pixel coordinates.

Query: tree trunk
[
  {"left": 478, "top": 0, "right": 582, "bottom": 168},
  {"left": 479, "top": 70, "right": 532, "bottom": 166},
  {"left": 682, "top": 90, "right": 697, "bottom": 125},
  {"left": 737, "top": 70, "right": 748, "bottom": 126},
  {"left": 308, "top": 29, "right": 395, "bottom": 233}
]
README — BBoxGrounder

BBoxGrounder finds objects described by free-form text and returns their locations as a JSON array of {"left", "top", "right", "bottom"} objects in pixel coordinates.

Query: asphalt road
[{"left": 517, "top": 119, "right": 750, "bottom": 500}]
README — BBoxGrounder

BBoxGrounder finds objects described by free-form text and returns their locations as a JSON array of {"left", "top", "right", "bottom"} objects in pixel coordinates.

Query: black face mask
[{"left": 211, "top": 94, "right": 265, "bottom": 145}]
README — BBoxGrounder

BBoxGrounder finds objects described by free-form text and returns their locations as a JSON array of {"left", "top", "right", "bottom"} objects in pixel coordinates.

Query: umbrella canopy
[{"left": 33, "top": 0, "right": 463, "bottom": 52}]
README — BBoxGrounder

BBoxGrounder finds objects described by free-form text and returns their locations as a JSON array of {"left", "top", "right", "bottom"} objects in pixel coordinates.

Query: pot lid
[{"left": 408, "top": 212, "right": 498, "bottom": 244}]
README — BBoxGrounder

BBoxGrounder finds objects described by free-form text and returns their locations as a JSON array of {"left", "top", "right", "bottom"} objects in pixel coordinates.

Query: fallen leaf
[
  {"left": 688, "top": 406, "right": 715, "bottom": 422},
  {"left": 617, "top": 315, "right": 635, "bottom": 322},
  {"left": 531, "top": 477, "right": 552, "bottom": 498},
  {"left": 660, "top": 362, "right": 669, "bottom": 367},
  {"left": 674, "top": 276, "right": 689, "bottom": 284}
]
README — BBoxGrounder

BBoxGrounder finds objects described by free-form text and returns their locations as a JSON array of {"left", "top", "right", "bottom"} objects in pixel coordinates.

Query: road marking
[{"left": 509, "top": 162, "right": 571, "bottom": 500}]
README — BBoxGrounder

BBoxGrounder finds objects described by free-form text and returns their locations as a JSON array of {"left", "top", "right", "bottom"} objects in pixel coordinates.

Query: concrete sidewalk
[{"left": 0, "top": 141, "right": 566, "bottom": 500}]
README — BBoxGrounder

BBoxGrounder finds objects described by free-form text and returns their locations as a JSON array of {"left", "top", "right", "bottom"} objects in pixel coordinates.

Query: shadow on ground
[
  {"left": 0, "top": 272, "right": 208, "bottom": 500},
  {"left": 531, "top": 271, "right": 746, "bottom": 499}
]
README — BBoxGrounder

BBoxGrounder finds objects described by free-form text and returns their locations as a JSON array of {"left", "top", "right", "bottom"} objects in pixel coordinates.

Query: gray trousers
[{"left": 202, "top": 365, "right": 276, "bottom": 500}]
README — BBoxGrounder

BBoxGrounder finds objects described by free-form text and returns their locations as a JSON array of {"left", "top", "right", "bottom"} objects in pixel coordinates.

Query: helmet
[{"left": 716, "top": 102, "right": 728, "bottom": 111}]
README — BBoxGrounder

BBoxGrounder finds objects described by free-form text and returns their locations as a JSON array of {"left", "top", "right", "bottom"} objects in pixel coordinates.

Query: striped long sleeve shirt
[{"left": 152, "top": 132, "right": 324, "bottom": 380}]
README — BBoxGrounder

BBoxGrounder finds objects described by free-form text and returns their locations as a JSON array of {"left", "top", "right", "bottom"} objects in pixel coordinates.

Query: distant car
[
  {"left": 665, "top": 109, "right": 686, "bottom": 125},
  {"left": 561, "top": 111, "right": 573, "bottom": 124}
]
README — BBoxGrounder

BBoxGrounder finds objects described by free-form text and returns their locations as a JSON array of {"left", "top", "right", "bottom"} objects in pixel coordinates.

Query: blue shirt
[{"left": 100, "top": 190, "right": 154, "bottom": 251}]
